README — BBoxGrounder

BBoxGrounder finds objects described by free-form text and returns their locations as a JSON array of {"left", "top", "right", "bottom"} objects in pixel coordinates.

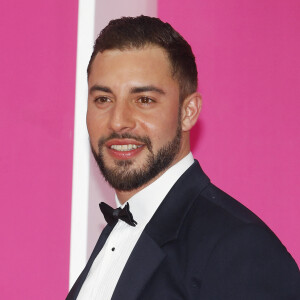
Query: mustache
[{"left": 98, "top": 132, "right": 153, "bottom": 153}]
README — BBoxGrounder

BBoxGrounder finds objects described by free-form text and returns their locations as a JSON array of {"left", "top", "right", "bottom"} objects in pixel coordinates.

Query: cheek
[
  {"left": 141, "top": 109, "right": 180, "bottom": 142},
  {"left": 86, "top": 113, "right": 95, "bottom": 138},
  {"left": 86, "top": 111, "right": 103, "bottom": 149}
]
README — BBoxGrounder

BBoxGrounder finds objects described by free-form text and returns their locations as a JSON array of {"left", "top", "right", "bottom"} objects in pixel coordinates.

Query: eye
[
  {"left": 94, "top": 96, "right": 111, "bottom": 104},
  {"left": 137, "top": 96, "right": 154, "bottom": 105}
]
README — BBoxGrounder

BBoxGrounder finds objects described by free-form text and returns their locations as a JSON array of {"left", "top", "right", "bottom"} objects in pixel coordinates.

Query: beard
[{"left": 91, "top": 124, "right": 182, "bottom": 191}]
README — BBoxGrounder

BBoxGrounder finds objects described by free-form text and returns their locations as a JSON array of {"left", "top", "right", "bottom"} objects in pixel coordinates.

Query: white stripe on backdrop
[{"left": 69, "top": 0, "right": 157, "bottom": 289}]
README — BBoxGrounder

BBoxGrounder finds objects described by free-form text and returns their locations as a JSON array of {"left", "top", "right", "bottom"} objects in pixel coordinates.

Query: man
[{"left": 67, "top": 16, "right": 300, "bottom": 299}]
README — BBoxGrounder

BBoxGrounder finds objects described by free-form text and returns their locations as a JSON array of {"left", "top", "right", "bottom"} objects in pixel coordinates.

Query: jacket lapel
[
  {"left": 111, "top": 232, "right": 165, "bottom": 300},
  {"left": 112, "top": 161, "right": 210, "bottom": 300}
]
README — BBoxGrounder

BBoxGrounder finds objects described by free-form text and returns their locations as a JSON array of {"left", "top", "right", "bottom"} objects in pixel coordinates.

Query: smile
[{"left": 110, "top": 144, "right": 142, "bottom": 151}]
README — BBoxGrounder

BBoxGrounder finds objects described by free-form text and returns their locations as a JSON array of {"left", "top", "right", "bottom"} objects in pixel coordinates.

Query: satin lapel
[
  {"left": 111, "top": 161, "right": 210, "bottom": 300},
  {"left": 145, "top": 160, "right": 211, "bottom": 246},
  {"left": 66, "top": 223, "right": 116, "bottom": 300},
  {"left": 111, "top": 232, "right": 165, "bottom": 300}
]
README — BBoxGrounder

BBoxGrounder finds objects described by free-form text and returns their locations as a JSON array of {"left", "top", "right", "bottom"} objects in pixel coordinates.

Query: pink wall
[
  {"left": 159, "top": 0, "right": 300, "bottom": 265},
  {"left": 0, "top": 1, "right": 78, "bottom": 298}
]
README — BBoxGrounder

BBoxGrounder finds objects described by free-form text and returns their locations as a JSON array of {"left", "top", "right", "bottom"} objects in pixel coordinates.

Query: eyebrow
[
  {"left": 89, "top": 85, "right": 112, "bottom": 94},
  {"left": 130, "top": 86, "right": 165, "bottom": 95},
  {"left": 89, "top": 84, "right": 165, "bottom": 95}
]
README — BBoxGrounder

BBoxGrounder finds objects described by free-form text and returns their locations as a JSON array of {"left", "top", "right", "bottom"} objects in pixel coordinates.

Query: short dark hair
[{"left": 87, "top": 15, "right": 198, "bottom": 102}]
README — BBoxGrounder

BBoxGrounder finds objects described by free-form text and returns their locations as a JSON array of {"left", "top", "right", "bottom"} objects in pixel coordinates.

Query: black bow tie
[{"left": 99, "top": 202, "right": 137, "bottom": 227}]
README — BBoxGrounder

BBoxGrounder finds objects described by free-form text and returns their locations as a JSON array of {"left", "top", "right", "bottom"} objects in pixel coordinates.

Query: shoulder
[
  {"left": 180, "top": 181, "right": 300, "bottom": 298},
  {"left": 184, "top": 180, "right": 294, "bottom": 259},
  {"left": 182, "top": 182, "right": 267, "bottom": 242}
]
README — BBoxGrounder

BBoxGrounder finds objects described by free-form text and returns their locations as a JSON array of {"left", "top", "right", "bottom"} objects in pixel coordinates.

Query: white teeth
[{"left": 111, "top": 144, "right": 140, "bottom": 151}]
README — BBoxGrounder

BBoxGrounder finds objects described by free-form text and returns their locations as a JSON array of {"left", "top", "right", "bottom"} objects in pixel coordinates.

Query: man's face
[{"left": 87, "top": 46, "right": 187, "bottom": 192}]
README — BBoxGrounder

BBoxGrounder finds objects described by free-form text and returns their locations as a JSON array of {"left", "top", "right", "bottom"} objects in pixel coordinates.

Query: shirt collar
[{"left": 115, "top": 152, "right": 194, "bottom": 228}]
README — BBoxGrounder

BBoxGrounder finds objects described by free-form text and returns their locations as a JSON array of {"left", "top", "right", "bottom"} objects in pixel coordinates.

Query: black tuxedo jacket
[{"left": 67, "top": 161, "right": 300, "bottom": 299}]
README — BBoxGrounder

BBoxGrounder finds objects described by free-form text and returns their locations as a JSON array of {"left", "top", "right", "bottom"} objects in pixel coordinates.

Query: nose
[{"left": 108, "top": 101, "right": 135, "bottom": 133}]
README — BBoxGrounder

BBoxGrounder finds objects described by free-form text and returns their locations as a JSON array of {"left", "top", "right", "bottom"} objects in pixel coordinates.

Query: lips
[{"left": 106, "top": 139, "right": 145, "bottom": 159}]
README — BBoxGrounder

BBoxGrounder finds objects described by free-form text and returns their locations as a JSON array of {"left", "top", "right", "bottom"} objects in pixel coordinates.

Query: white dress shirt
[{"left": 77, "top": 153, "right": 194, "bottom": 300}]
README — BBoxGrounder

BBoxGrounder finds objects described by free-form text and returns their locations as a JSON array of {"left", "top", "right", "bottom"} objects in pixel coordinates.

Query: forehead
[{"left": 88, "top": 46, "right": 175, "bottom": 87}]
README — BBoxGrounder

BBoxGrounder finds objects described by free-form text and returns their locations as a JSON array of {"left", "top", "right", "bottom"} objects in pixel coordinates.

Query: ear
[{"left": 181, "top": 92, "right": 202, "bottom": 132}]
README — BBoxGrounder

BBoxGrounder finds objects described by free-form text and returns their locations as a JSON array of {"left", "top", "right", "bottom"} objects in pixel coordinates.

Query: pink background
[
  {"left": 0, "top": 0, "right": 299, "bottom": 299},
  {"left": 0, "top": 0, "right": 77, "bottom": 298},
  {"left": 159, "top": 0, "right": 300, "bottom": 265}
]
